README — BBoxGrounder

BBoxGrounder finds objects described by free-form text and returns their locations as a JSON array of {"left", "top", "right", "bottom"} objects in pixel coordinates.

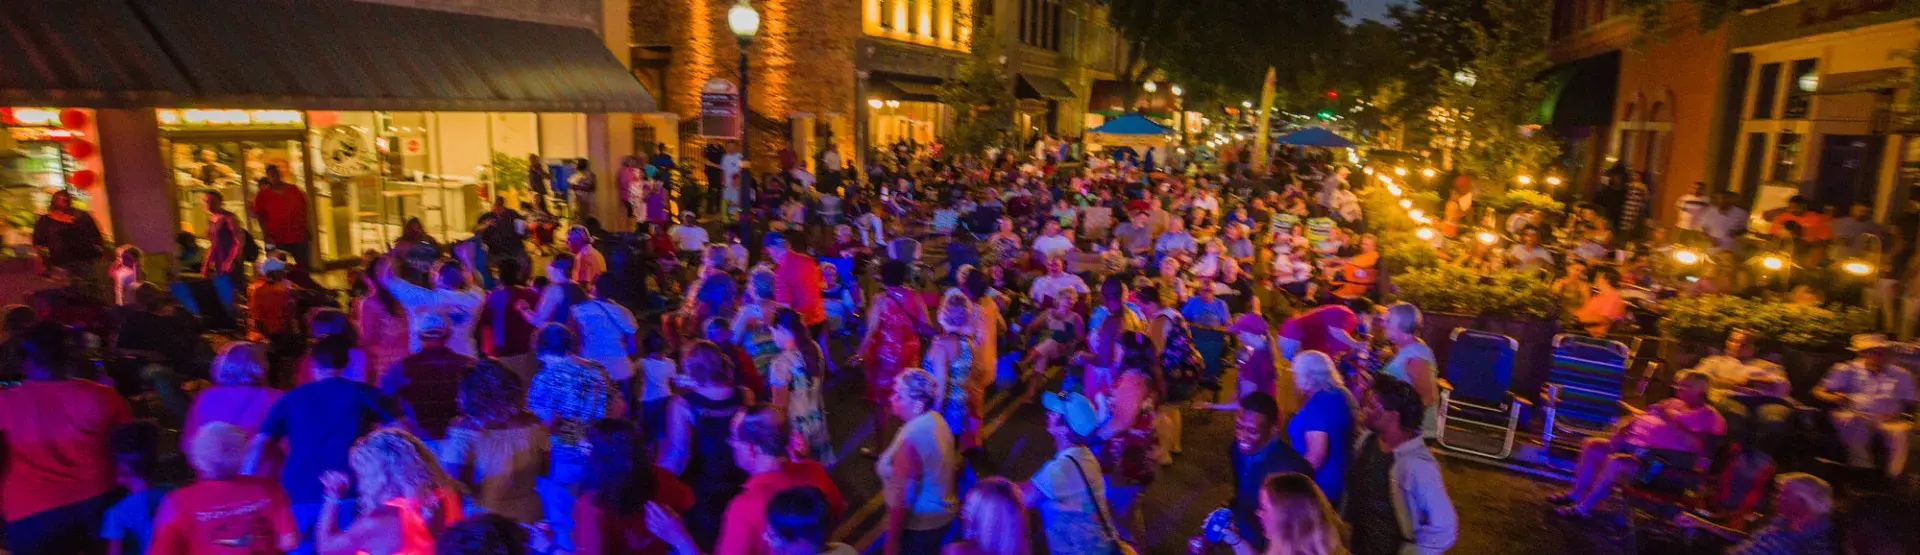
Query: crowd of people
[{"left": 2, "top": 130, "right": 1914, "bottom": 555}]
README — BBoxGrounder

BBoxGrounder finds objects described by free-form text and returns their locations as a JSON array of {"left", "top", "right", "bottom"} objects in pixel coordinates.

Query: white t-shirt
[
  {"left": 720, "top": 152, "right": 742, "bottom": 176},
  {"left": 1676, "top": 195, "right": 1710, "bottom": 231},
  {"left": 1697, "top": 206, "right": 1749, "bottom": 246},
  {"left": 639, "top": 357, "right": 676, "bottom": 402},
  {"left": 1033, "top": 234, "right": 1076, "bottom": 259},
  {"left": 670, "top": 224, "right": 709, "bottom": 252},
  {"left": 1508, "top": 244, "right": 1555, "bottom": 271},
  {"left": 571, "top": 300, "right": 638, "bottom": 381},
  {"left": 382, "top": 275, "right": 485, "bottom": 357},
  {"left": 1028, "top": 273, "right": 1090, "bottom": 306}
]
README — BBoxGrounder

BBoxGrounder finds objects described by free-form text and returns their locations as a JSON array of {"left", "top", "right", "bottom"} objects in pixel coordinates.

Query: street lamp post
[{"left": 729, "top": 0, "right": 760, "bottom": 261}]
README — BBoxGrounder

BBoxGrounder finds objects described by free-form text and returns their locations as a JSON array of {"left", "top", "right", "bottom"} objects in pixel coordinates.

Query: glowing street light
[
  {"left": 1386, "top": 184, "right": 1402, "bottom": 197},
  {"left": 1546, "top": 176, "right": 1563, "bottom": 186},
  {"left": 1143, "top": 81, "right": 1159, "bottom": 93},
  {"left": 1517, "top": 175, "right": 1534, "bottom": 186},
  {"left": 868, "top": 98, "right": 884, "bottom": 109},
  {"left": 1475, "top": 231, "right": 1499, "bottom": 245},
  {"left": 1393, "top": 167, "right": 1408, "bottom": 177},
  {"left": 1844, "top": 260, "right": 1875, "bottom": 276},
  {"left": 1408, "top": 209, "right": 1424, "bottom": 220},
  {"left": 1760, "top": 255, "right": 1786, "bottom": 271},
  {"left": 1673, "top": 249, "right": 1701, "bottom": 265},
  {"left": 1416, "top": 227, "right": 1437, "bottom": 240},
  {"left": 1399, "top": 199, "right": 1413, "bottom": 209},
  {"left": 1421, "top": 168, "right": 1437, "bottom": 178},
  {"left": 1242, "top": 100, "right": 1254, "bottom": 109}
]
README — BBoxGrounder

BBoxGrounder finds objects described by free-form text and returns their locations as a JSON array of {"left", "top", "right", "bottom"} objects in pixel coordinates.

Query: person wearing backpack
[{"left": 1140, "top": 285, "right": 1201, "bottom": 465}]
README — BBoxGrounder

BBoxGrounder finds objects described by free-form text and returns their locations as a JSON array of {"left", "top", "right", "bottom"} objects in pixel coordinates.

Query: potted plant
[{"left": 1657, "top": 295, "right": 1873, "bottom": 396}]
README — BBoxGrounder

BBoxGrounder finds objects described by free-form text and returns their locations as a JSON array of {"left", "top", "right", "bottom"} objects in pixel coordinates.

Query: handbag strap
[{"left": 1061, "top": 451, "right": 1124, "bottom": 550}]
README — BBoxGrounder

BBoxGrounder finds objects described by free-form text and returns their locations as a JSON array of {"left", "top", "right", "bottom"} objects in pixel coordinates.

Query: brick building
[
  {"left": 1546, "top": 0, "right": 1731, "bottom": 227},
  {"left": 629, "top": 0, "right": 1131, "bottom": 169}
]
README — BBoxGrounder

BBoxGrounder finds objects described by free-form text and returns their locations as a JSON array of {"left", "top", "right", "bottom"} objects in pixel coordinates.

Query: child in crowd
[
  {"left": 103, "top": 421, "right": 174, "bottom": 555},
  {"left": 820, "top": 263, "right": 861, "bottom": 336},
  {"left": 637, "top": 331, "right": 677, "bottom": 439}
]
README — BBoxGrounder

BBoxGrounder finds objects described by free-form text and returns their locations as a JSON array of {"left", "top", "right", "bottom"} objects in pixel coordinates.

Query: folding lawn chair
[
  {"left": 1540, "top": 334, "right": 1634, "bottom": 454},
  {"left": 1436, "top": 328, "right": 1529, "bottom": 459}
]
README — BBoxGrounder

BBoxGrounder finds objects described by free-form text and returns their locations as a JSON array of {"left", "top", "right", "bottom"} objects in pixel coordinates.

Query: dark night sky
[{"left": 1348, "top": 0, "right": 1404, "bottom": 22}]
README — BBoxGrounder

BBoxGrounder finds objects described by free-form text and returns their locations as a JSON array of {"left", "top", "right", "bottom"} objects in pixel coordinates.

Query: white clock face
[{"left": 319, "top": 125, "right": 373, "bottom": 178}]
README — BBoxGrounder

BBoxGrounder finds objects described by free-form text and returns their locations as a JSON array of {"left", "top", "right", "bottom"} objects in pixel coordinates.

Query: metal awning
[
  {"left": 1535, "top": 51, "right": 1620, "bottom": 129},
  {"left": 130, "top": 0, "right": 655, "bottom": 112},
  {"left": 874, "top": 78, "right": 943, "bottom": 103},
  {"left": 1017, "top": 74, "right": 1077, "bottom": 101},
  {"left": 0, "top": 0, "right": 194, "bottom": 107}
]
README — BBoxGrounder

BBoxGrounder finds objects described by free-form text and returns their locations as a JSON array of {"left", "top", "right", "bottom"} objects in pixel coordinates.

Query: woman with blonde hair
[
  {"left": 942, "top": 477, "right": 1030, "bottom": 555},
  {"left": 876, "top": 368, "right": 959, "bottom": 555},
  {"left": 316, "top": 428, "right": 462, "bottom": 555},
  {"left": 1221, "top": 472, "right": 1346, "bottom": 555},
  {"left": 1285, "top": 351, "right": 1357, "bottom": 504},
  {"left": 182, "top": 342, "right": 284, "bottom": 457},
  {"left": 924, "top": 290, "right": 979, "bottom": 448}
]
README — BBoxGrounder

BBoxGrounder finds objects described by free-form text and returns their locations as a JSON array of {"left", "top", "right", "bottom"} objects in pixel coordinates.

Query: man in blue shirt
[
  {"left": 246, "top": 334, "right": 399, "bottom": 555},
  {"left": 1180, "top": 285, "right": 1232, "bottom": 329},
  {"left": 1227, "top": 392, "right": 1311, "bottom": 551}
]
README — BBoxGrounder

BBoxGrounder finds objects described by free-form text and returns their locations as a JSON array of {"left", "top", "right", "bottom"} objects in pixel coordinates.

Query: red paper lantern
[
  {"left": 65, "top": 140, "right": 96, "bottom": 159},
  {"left": 69, "top": 169, "right": 98, "bottom": 189},
  {"left": 0, "top": 108, "right": 12, "bottom": 125},
  {"left": 59, "top": 109, "right": 89, "bottom": 129}
]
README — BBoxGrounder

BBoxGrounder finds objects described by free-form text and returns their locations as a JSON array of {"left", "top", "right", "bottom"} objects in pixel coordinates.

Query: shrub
[
  {"left": 1659, "top": 294, "right": 1874, "bottom": 352},
  {"left": 1480, "top": 188, "right": 1564, "bottom": 215},
  {"left": 1392, "top": 263, "right": 1556, "bottom": 320}
]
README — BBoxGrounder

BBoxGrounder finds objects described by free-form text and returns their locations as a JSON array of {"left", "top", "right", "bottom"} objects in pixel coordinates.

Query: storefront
[
  {"left": 154, "top": 108, "right": 591, "bottom": 265},
  {"left": 2, "top": 108, "right": 111, "bottom": 256}
]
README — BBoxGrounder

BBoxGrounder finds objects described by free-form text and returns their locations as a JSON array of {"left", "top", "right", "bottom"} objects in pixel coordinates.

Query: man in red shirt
[
  {"left": 713, "top": 407, "right": 846, "bottom": 555},
  {"left": 1277, "top": 297, "right": 1377, "bottom": 361},
  {"left": 0, "top": 322, "right": 134, "bottom": 553},
  {"left": 765, "top": 232, "right": 827, "bottom": 334},
  {"left": 250, "top": 165, "right": 311, "bottom": 267}
]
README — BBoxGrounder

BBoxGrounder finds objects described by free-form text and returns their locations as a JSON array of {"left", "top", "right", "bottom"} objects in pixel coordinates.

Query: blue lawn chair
[
  {"left": 1540, "top": 334, "right": 1634, "bottom": 454},
  {"left": 1436, "top": 329, "right": 1529, "bottom": 459}
]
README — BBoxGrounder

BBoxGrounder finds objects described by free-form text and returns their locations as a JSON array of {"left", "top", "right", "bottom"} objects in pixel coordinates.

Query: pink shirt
[
  {"left": 182, "top": 385, "right": 284, "bottom": 451},
  {"left": 1278, "top": 305, "right": 1358, "bottom": 359},
  {"left": 1621, "top": 398, "right": 1726, "bottom": 454}
]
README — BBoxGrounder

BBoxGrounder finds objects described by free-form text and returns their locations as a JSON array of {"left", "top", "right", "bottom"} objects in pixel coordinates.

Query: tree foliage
[
  {"left": 1434, "top": 0, "right": 1560, "bottom": 182},
  {"left": 1097, "top": 0, "right": 1348, "bottom": 109},
  {"left": 937, "top": 15, "right": 1017, "bottom": 157}
]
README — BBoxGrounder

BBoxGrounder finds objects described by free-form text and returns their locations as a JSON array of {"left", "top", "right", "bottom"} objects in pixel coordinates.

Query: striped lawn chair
[{"left": 1540, "top": 334, "right": 1634, "bottom": 454}]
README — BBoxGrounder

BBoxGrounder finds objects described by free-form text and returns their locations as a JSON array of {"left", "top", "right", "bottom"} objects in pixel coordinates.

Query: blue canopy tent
[
  {"left": 1087, "top": 113, "right": 1175, "bottom": 163},
  {"left": 1274, "top": 127, "right": 1356, "bottom": 148}
]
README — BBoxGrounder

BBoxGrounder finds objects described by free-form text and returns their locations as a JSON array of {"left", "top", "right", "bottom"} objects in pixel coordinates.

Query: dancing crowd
[{"left": 5, "top": 134, "right": 1912, "bottom": 555}]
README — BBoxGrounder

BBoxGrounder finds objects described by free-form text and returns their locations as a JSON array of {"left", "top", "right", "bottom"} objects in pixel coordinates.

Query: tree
[
  {"left": 1428, "top": 0, "right": 1559, "bottom": 182},
  {"left": 1098, "top": 0, "right": 1349, "bottom": 111},
  {"left": 937, "top": 14, "right": 1017, "bottom": 156}
]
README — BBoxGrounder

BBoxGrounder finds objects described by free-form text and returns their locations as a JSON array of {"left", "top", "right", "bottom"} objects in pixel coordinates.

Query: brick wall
[
  {"left": 633, "top": 0, "right": 861, "bottom": 169},
  {"left": 353, "top": 0, "right": 604, "bottom": 30}
]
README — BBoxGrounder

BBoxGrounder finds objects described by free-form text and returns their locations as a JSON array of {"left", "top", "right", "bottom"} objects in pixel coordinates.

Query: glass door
[{"left": 164, "top": 137, "right": 309, "bottom": 254}]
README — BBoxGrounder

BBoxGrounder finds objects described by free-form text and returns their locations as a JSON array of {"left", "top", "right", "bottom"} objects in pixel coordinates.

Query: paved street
[{"left": 810, "top": 344, "right": 1630, "bottom": 555}]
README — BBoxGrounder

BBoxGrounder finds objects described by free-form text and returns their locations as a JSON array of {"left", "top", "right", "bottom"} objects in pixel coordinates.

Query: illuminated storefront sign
[{"left": 156, "top": 109, "right": 305, "bottom": 127}]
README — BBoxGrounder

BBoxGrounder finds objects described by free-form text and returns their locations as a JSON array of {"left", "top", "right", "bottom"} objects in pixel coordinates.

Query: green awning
[
  {"left": 1535, "top": 51, "right": 1620, "bottom": 129},
  {"left": 131, "top": 0, "right": 654, "bottom": 112},
  {"left": 0, "top": 0, "right": 193, "bottom": 107}
]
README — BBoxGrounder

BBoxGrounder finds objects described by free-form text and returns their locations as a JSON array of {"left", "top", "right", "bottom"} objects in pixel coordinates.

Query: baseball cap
[
  {"left": 1042, "top": 391, "right": 1100, "bottom": 437},
  {"left": 417, "top": 312, "right": 452, "bottom": 340}
]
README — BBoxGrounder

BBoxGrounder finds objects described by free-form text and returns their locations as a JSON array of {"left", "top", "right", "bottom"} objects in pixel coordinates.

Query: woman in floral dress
[
  {"left": 769, "top": 309, "right": 836, "bottom": 465},
  {"left": 924, "top": 291, "right": 979, "bottom": 448}
]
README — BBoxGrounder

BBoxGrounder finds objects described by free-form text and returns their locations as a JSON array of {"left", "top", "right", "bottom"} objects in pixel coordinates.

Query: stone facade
[
  {"left": 633, "top": 0, "right": 862, "bottom": 170},
  {"left": 352, "top": 0, "right": 604, "bottom": 30}
]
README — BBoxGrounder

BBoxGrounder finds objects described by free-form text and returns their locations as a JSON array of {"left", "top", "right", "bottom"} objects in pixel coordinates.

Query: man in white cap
[
  {"left": 1025, "top": 391, "right": 1122, "bottom": 555},
  {"left": 1813, "top": 334, "right": 1917, "bottom": 477},
  {"left": 669, "top": 211, "right": 709, "bottom": 261}
]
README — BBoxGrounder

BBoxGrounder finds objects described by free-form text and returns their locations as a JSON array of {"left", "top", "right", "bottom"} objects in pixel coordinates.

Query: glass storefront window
[{"left": 4, "top": 108, "right": 106, "bottom": 257}]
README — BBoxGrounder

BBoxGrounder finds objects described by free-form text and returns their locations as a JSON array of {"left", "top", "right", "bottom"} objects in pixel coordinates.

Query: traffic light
[
  {"left": 1326, "top": 90, "right": 1338, "bottom": 99},
  {"left": 1316, "top": 109, "right": 1335, "bottom": 120}
]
